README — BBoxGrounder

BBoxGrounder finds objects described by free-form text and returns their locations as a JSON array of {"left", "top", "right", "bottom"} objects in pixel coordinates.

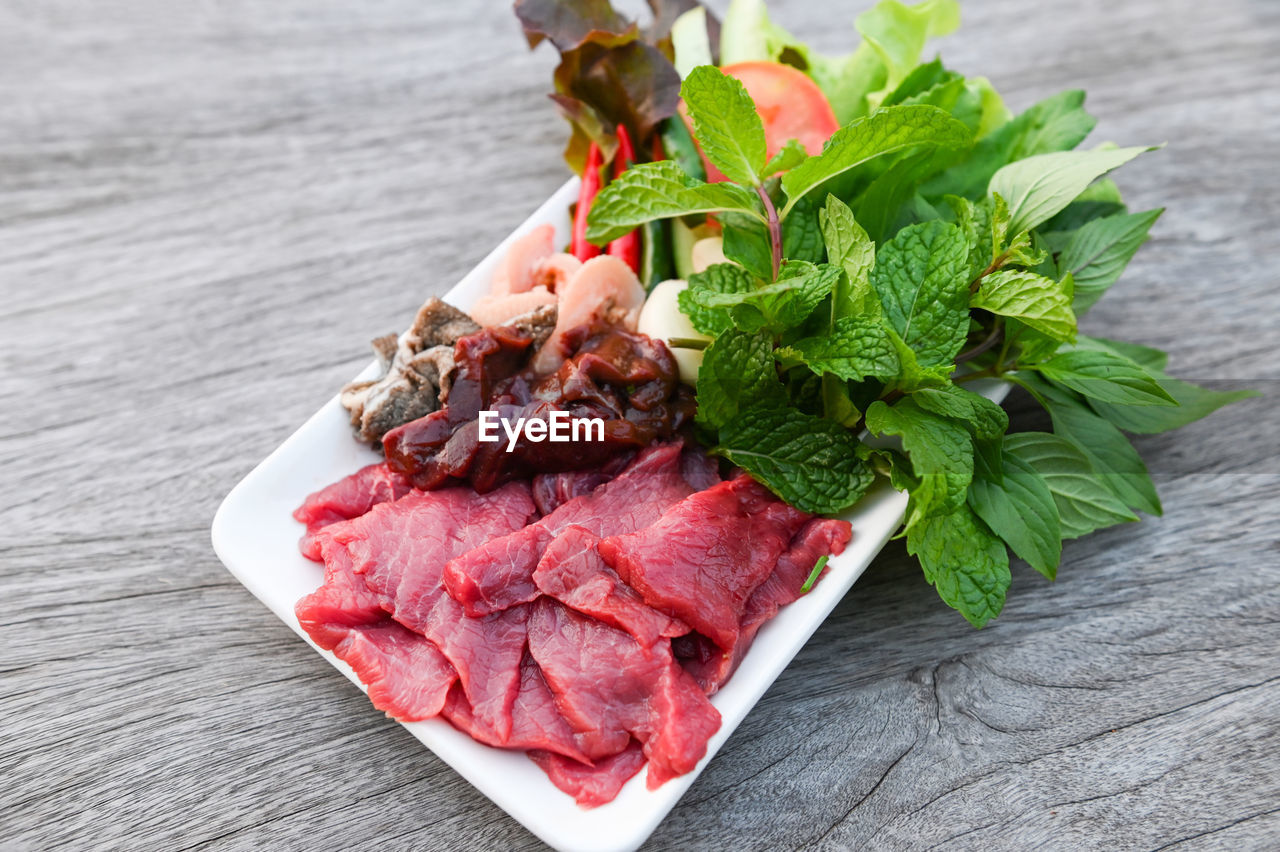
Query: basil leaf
[
  {"left": 971, "top": 269, "right": 1077, "bottom": 342},
  {"left": 1089, "top": 379, "right": 1260, "bottom": 434},
  {"left": 969, "top": 447, "right": 1062, "bottom": 579},
  {"left": 1013, "top": 370, "right": 1162, "bottom": 515},
  {"left": 680, "top": 65, "right": 768, "bottom": 187},
  {"left": 906, "top": 504, "right": 1011, "bottom": 628},
  {"left": 1003, "top": 432, "right": 1138, "bottom": 538},
  {"left": 924, "top": 89, "right": 1097, "bottom": 200},
  {"left": 989, "top": 146, "right": 1158, "bottom": 235},
  {"left": 1032, "top": 347, "right": 1177, "bottom": 406},
  {"left": 870, "top": 220, "right": 971, "bottom": 366},
  {"left": 1058, "top": 209, "right": 1163, "bottom": 311},
  {"left": 716, "top": 404, "right": 875, "bottom": 514}
]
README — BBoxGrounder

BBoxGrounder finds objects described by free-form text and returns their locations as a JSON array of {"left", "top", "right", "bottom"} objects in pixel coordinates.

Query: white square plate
[{"left": 211, "top": 178, "right": 1006, "bottom": 852}]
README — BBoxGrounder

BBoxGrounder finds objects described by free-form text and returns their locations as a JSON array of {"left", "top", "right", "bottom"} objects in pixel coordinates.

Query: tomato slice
[
  {"left": 681, "top": 62, "right": 840, "bottom": 182},
  {"left": 722, "top": 61, "right": 840, "bottom": 161}
]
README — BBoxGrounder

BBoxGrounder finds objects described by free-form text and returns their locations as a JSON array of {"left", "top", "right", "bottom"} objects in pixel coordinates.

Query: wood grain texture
[{"left": 2, "top": 0, "right": 1277, "bottom": 850}]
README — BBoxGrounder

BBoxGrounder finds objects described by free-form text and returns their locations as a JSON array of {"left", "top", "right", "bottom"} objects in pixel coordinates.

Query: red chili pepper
[
  {"left": 607, "top": 125, "right": 642, "bottom": 274},
  {"left": 571, "top": 142, "right": 604, "bottom": 261}
]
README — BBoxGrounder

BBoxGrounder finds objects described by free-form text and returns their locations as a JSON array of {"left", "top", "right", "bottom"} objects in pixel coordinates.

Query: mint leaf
[
  {"left": 585, "top": 161, "right": 763, "bottom": 243},
  {"left": 1058, "top": 209, "right": 1163, "bottom": 311},
  {"left": 969, "top": 446, "right": 1062, "bottom": 579},
  {"left": 696, "top": 330, "right": 787, "bottom": 430},
  {"left": 1032, "top": 346, "right": 1177, "bottom": 406},
  {"left": 716, "top": 404, "right": 875, "bottom": 514},
  {"left": 855, "top": 149, "right": 950, "bottom": 245},
  {"left": 761, "top": 138, "right": 808, "bottom": 179},
  {"left": 678, "top": 262, "right": 755, "bottom": 336},
  {"left": 780, "top": 105, "right": 973, "bottom": 217},
  {"left": 911, "top": 384, "right": 1010, "bottom": 440},
  {"left": 866, "top": 397, "right": 974, "bottom": 524},
  {"left": 885, "top": 327, "right": 954, "bottom": 392},
  {"left": 781, "top": 194, "right": 827, "bottom": 264},
  {"left": 720, "top": 212, "right": 775, "bottom": 281},
  {"left": 693, "top": 261, "right": 840, "bottom": 333},
  {"left": 989, "top": 146, "right": 1158, "bottom": 235},
  {"left": 870, "top": 220, "right": 971, "bottom": 366},
  {"left": 1089, "top": 378, "right": 1259, "bottom": 434},
  {"left": 819, "top": 195, "right": 880, "bottom": 319},
  {"left": 971, "top": 269, "right": 1077, "bottom": 342},
  {"left": 681, "top": 65, "right": 769, "bottom": 187},
  {"left": 777, "top": 317, "right": 899, "bottom": 382},
  {"left": 906, "top": 504, "right": 1010, "bottom": 628},
  {"left": 1003, "top": 432, "right": 1138, "bottom": 538}
]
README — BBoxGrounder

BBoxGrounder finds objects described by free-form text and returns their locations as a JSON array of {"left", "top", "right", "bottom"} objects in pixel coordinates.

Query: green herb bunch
[{"left": 584, "top": 59, "right": 1255, "bottom": 628}]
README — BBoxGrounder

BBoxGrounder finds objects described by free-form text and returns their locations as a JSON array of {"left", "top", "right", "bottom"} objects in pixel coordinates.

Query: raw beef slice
[
  {"left": 293, "top": 462, "right": 413, "bottom": 560},
  {"left": 527, "top": 598, "right": 721, "bottom": 788},
  {"left": 442, "top": 442, "right": 701, "bottom": 616},
  {"left": 598, "top": 475, "right": 811, "bottom": 650},
  {"left": 296, "top": 536, "right": 456, "bottom": 720}
]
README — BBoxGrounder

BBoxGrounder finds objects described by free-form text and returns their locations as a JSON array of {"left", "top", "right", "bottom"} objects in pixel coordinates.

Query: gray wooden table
[{"left": 3, "top": 0, "right": 1278, "bottom": 849}]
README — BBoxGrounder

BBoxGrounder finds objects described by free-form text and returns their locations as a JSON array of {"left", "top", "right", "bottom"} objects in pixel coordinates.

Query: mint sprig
[{"left": 576, "top": 19, "right": 1255, "bottom": 628}]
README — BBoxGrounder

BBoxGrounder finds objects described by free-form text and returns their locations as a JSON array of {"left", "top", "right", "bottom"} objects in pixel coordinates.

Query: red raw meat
[
  {"left": 677, "top": 516, "right": 853, "bottom": 693},
  {"left": 293, "top": 462, "right": 413, "bottom": 561},
  {"left": 301, "top": 483, "right": 535, "bottom": 729},
  {"left": 296, "top": 540, "right": 456, "bottom": 720},
  {"left": 527, "top": 598, "right": 721, "bottom": 787},
  {"left": 599, "top": 475, "right": 811, "bottom": 650},
  {"left": 442, "top": 653, "right": 590, "bottom": 764},
  {"left": 529, "top": 741, "right": 647, "bottom": 808},
  {"left": 442, "top": 442, "right": 700, "bottom": 616},
  {"left": 533, "top": 525, "right": 689, "bottom": 647}
]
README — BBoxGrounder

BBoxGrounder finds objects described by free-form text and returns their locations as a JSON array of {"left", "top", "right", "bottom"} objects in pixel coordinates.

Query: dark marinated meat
[
  {"left": 533, "top": 526, "right": 689, "bottom": 647},
  {"left": 441, "top": 443, "right": 700, "bottom": 616},
  {"left": 527, "top": 598, "right": 721, "bottom": 786},
  {"left": 599, "top": 475, "right": 811, "bottom": 650},
  {"left": 528, "top": 741, "right": 647, "bottom": 808},
  {"left": 341, "top": 298, "right": 481, "bottom": 443},
  {"left": 382, "top": 325, "right": 696, "bottom": 493},
  {"left": 530, "top": 451, "right": 634, "bottom": 515},
  {"left": 293, "top": 462, "right": 414, "bottom": 561}
]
